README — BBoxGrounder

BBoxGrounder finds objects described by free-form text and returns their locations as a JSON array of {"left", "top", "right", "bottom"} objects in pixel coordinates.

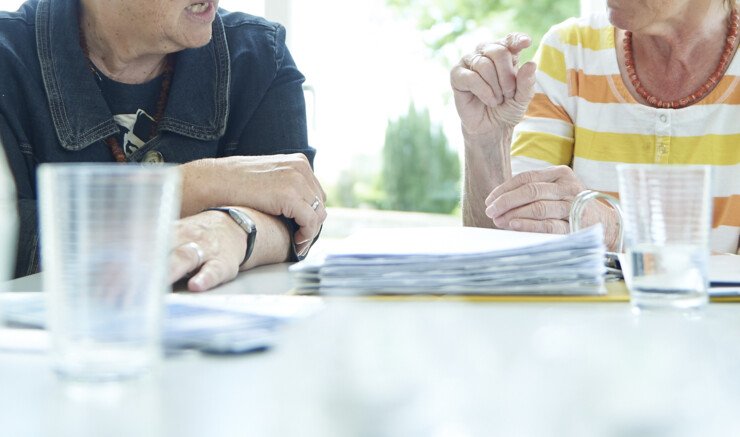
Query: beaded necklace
[
  {"left": 78, "top": 27, "right": 174, "bottom": 162},
  {"left": 623, "top": 9, "right": 739, "bottom": 109}
]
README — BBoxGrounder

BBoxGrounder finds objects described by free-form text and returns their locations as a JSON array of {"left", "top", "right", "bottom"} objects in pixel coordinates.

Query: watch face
[
  {"left": 229, "top": 209, "right": 255, "bottom": 233},
  {"left": 204, "top": 207, "right": 256, "bottom": 266}
]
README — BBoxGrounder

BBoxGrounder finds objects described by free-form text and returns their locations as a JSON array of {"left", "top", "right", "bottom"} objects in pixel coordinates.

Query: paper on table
[
  {"left": 709, "top": 254, "right": 740, "bottom": 284},
  {"left": 0, "top": 293, "right": 323, "bottom": 354},
  {"left": 291, "top": 225, "right": 607, "bottom": 295},
  {"left": 327, "top": 226, "right": 565, "bottom": 256}
]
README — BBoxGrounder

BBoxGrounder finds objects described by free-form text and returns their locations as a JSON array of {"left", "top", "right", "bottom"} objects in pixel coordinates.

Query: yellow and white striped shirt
[{"left": 511, "top": 13, "right": 740, "bottom": 253}]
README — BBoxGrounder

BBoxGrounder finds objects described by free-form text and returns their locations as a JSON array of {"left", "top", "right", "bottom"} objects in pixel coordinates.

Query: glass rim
[{"left": 37, "top": 162, "right": 180, "bottom": 174}]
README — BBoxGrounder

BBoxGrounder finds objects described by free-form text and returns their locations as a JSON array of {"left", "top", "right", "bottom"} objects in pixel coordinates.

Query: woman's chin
[
  {"left": 178, "top": 30, "right": 214, "bottom": 50},
  {"left": 606, "top": 9, "right": 632, "bottom": 31}
]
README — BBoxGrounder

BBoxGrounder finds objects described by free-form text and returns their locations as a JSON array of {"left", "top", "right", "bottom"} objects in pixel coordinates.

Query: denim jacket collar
[{"left": 35, "top": 0, "right": 230, "bottom": 152}]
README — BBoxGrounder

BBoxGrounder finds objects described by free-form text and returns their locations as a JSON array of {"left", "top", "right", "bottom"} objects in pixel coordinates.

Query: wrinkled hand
[
  {"left": 181, "top": 154, "right": 327, "bottom": 248},
  {"left": 169, "top": 210, "right": 247, "bottom": 292},
  {"left": 450, "top": 33, "right": 538, "bottom": 135},
  {"left": 485, "top": 166, "right": 620, "bottom": 248}
]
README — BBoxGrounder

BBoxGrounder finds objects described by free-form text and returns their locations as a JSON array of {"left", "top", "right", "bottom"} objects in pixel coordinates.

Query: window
[
  {"left": 0, "top": 0, "right": 22, "bottom": 11},
  {"left": 0, "top": 0, "right": 263, "bottom": 13}
]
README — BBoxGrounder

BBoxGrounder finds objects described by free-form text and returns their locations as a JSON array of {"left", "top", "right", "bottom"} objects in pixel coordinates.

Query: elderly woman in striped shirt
[{"left": 451, "top": 0, "right": 740, "bottom": 254}]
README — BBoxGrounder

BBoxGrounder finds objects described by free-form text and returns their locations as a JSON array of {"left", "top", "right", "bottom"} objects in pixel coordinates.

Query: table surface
[{"left": 2, "top": 263, "right": 740, "bottom": 437}]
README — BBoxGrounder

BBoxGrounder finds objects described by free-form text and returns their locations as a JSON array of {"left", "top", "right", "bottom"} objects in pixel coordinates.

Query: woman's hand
[
  {"left": 169, "top": 209, "right": 248, "bottom": 292},
  {"left": 485, "top": 166, "right": 621, "bottom": 250},
  {"left": 180, "top": 154, "right": 327, "bottom": 248},
  {"left": 450, "top": 33, "right": 538, "bottom": 136}
]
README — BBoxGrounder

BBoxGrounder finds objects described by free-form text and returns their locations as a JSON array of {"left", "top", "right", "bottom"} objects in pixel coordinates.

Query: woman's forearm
[{"left": 462, "top": 127, "right": 514, "bottom": 228}]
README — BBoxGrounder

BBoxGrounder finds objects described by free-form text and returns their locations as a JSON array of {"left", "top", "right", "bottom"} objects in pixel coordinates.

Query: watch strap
[{"left": 203, "top": 207, "right": 257, "bottom": 267}]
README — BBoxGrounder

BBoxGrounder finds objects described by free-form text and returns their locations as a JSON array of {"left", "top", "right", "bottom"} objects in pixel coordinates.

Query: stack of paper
[
  {"left": 291, "top": 225, "right": 607, "bottom": 295},
  {"left": 1, "top": 293, "right": 323, "bottom": 354}
]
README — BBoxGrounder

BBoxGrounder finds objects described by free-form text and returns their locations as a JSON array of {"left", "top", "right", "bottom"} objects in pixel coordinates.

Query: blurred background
[{"left": 0, "top": 0, "right": 602, "bottom": 235}]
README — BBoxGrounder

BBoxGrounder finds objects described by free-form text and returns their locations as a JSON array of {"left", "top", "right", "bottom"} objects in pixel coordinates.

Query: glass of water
[
  {"left": 38, "top": 163, "right": 181, "bottom": 381},
  {"left": 570, "top": 164, "right": 712, "bottom": 312},
  {"left": 617, "top": 164, "right": 712, "bottom": 312}
]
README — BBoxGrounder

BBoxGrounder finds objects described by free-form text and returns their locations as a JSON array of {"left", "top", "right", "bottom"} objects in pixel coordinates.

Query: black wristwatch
[{"left": 203, "top": 207, "right": 257, "bottom": 267}]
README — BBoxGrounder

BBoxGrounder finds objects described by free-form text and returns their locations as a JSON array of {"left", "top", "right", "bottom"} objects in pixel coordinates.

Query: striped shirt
[{"left": 511, "top": 13, "right": 740, "bottom": 254}]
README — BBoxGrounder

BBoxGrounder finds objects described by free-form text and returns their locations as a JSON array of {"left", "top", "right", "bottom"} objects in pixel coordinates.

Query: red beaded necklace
[
  {"left": 623, "top": 9, "right": 739, "bottom": 109},
  {"left": 78, "top": 27, "right": 174, "bottom": 162}
]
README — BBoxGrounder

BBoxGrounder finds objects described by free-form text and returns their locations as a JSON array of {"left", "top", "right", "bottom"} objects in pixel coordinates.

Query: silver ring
[
  {"left": 311, "top": 196, "right": 320, "bottom": 211},
  {"left": 186, "top": 241, "right": 204, "bottom": 266}
]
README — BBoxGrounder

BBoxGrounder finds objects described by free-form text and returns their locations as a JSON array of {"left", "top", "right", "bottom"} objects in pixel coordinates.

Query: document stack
[
  {"left": 1, "top": 293, "right": 323, "bottom": 354},
  {"left": 291, "top": 225, "right": 607, "bottom": 295}
]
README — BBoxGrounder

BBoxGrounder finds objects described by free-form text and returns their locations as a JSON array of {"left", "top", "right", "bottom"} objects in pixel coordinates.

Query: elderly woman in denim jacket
[{"left": 0, "top": 0, "right": 326, "bottom": 291}]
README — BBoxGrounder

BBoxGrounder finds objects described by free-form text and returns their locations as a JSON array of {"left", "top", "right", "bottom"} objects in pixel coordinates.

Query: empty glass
[
  {"left": 0, "top": 146, "right": 17, "bottom": 283},
  {"left": 38, "top": 163, "right": 181, "bottom": 381},
  {"left": 0, "top": 146, "right": 19, "bottom": 328}
]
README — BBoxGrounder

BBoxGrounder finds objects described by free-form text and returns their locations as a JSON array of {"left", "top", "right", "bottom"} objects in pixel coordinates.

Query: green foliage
[
  {"left": 380, "top": 102, "right": 460, "bottom": 213},
  {"left": 387, "top": 0, "right": 579, "bottom": 62},
  {"left": 326, "top": 155, "right": 385, "bottom": 209}
]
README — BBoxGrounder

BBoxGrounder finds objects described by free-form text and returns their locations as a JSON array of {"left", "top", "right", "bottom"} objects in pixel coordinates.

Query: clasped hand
[
  {"left": 486, "top": 166, "right": 620, "bottom": 250},
  {"left": 169, "top": 153, "right": 327, "bottom": 291},
  {"left": 181, "top": 153, "right": 326, "bottom": 246}
]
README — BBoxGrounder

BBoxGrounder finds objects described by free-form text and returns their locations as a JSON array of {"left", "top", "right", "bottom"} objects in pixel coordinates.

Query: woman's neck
[
  {"left": 635, "top": 3, "right": 728, "bottom": 67},
  {"left": 617, "top": 4, "right": 738, "bottom": 104},
  {"left": 78, "top": 2, "right": 169, "bottom": 84}
]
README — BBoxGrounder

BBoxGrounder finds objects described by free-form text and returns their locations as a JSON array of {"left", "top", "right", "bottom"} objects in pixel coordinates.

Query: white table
[{"left": 2, "top": 264, "right": 740, "bottom": 437}]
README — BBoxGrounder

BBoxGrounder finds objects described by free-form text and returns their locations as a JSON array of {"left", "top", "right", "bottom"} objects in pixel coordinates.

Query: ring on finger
[
  {"left": 186, "top": 241, "right": 204, "bottom": 266},
  {"left": 311, "top": 196, "right": 320, "bottom": 211}
]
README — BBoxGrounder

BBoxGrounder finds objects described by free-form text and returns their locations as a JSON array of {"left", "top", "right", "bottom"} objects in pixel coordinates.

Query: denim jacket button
[{"left": 142, "top": 151, "right": 165, "bottom": 164}]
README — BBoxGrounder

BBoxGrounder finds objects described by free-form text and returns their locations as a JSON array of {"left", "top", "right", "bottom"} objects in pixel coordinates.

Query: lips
[
  {"left": 187, "top": 2, "right": 210, "bottom": 13},
  {"left": 184, "top": 1, "right": 216, "bottom": 22}
]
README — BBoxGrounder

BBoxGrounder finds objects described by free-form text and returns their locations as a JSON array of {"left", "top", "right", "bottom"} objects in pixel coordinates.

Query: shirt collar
[{"left": 36, "top": 0, "right": 230, "bottom": 152}]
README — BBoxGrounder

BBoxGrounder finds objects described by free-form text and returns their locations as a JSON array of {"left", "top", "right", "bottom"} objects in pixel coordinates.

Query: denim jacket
[{"left": 0, "top": 0, "right": 314, "bottom": 277}]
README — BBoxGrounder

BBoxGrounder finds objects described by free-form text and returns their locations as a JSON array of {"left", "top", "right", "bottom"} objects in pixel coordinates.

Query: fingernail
[
  {"left": 190, "top": 275, "right": 206, "bottom": 292},
  {"left": 485, "top": 205, "right": 495, "bottom": 218},
  {"left": 511, "top": 220, "right": 521, "bottom": 230}
]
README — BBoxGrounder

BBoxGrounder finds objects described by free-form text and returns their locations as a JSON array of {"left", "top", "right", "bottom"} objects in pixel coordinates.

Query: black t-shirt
[{"left": 93, "top": 66, "right": 163, "bottom": 158}]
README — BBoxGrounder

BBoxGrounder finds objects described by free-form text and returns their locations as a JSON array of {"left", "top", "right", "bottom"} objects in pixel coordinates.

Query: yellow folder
[{"left": 346, "top": 281, "right": 740, "bottom": 303}]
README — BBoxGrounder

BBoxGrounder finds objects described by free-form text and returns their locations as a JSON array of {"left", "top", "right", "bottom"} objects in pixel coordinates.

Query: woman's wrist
[
  {"left": 180, "top": 158, "right": 219, "bottom": 217},
  {"left": 202, "top": 207, "right": 257, "bottom": 267}
]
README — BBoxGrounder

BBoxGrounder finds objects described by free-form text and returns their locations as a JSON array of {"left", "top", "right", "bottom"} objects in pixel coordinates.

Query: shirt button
[
  {"left": 659, "top": 114, "right": 668, "bottom": 123},
  {"left": 143, "top": 151, "right": 164, "bottom": 164}
]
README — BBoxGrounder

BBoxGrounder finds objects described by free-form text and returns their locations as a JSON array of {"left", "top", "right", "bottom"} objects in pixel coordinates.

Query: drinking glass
[
  {"left": 0, "top": 147, "right": 17, "bottom": 282},
  {"left": 0, "top": 147, "right": 19, "bottom": 325},
  {"left": 38, "top": 163, "right": 181, "bottom": 381},
  {"left": 570, "top": 164, "right": 712, "bottom": 311}
]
